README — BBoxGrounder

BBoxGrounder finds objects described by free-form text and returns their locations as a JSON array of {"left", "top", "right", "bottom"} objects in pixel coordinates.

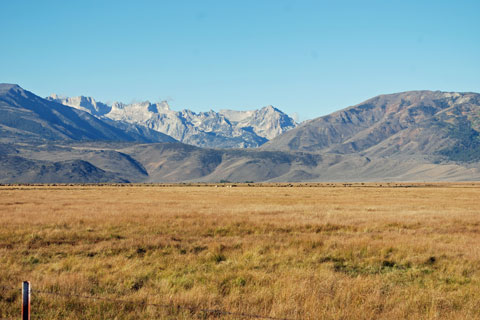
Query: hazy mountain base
[
  {"left": 2, "top": 142, "right": 479, "bottom": 183},
  {"left": 0, "top": 154, "right": 128, "bottom": 183}
]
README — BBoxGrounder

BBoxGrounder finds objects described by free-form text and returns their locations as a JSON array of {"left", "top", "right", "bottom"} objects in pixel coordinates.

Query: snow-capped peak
[
  {"left": 47, "top": 94, "right": 111, "bottom": 116},
  {"left": 51, "top": 95, "right": 298, "bottom": 148}
]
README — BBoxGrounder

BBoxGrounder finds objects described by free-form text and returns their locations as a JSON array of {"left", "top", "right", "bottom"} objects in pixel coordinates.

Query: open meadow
[{"left": 1, "top": 183, "right": 480, "bottom": 319}]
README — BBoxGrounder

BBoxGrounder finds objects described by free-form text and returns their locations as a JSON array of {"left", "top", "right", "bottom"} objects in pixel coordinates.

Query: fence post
[{"left": 22, "top": 281, "right": 30, "bottom": 320}]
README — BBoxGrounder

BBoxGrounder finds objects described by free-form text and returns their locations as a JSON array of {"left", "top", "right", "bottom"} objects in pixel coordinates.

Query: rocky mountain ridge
[{"left": 47, "top": 95, "right": 297, "bottom": 148}]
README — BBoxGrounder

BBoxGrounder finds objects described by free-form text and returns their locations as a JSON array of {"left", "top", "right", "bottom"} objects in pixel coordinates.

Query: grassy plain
[{"left": 1, "top": 183, "right": 480, "bottom": 319}]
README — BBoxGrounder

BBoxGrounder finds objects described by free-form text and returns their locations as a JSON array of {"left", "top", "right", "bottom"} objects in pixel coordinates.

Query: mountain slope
[
  {"left": 262, "top": 91, "right": 480, "bottom": 161},
  {"left": 113, "top": 142, "right": 479, "bottom": 182},
  {"left": 15, "top": 142, "right": 148, "bottom": 183},
  {"left": 0, "top": 84, "right": 176, "bottom": 143},
  {"left": 0, "top": 153, "right": 128, "bottom": 183}
]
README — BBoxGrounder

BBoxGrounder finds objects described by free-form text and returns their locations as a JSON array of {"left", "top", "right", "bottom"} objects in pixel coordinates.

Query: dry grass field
[{"left": 1, "top": 183, "right": 480, "bottom": 319}]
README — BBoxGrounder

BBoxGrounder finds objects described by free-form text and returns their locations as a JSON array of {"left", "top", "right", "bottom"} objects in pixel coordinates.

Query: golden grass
[{"left": 1, "top": 183, "right": 480, "bottom": 319}]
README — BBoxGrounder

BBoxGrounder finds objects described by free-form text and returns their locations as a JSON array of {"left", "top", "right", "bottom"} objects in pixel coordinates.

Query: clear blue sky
[{"left": 1, "top": 0, "right": 479, "bottom": 121}]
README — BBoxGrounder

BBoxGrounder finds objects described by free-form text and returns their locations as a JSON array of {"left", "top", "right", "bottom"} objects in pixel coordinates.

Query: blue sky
[{"left": 1, "top": 0, "right": 478, "bottom": 121}]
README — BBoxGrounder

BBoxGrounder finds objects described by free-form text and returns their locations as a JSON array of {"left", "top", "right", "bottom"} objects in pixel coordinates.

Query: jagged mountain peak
[
  {"left": 111, "top": 101, "right": 126, "bottom": 109},
  {"left": 48, "top": 93, "right": 66, "bottom": 100},
  {"left": 218, "top": 109, "right": 255, "bottom": 122},
  {"left": 47, "top": 94, "right": 111, "bottom": 117},
  {"left": 157, "top": 100, "right": 171, "bottom": 111},
  {"left": 261, "top": 105, "right": 279, "bottom": 112},
  {"left": 52, "top": 95, "right": 298, "bottom": 148},
  {"left": 231, "top": 105, "right": 298, "bottom": 140},
  {"left": 110, "top": 100, "right": 171, "bottom": 112}
]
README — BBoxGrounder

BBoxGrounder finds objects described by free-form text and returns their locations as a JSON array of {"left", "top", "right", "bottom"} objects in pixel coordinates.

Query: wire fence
[{"left": 0, "top": 284, "right": 297, "bottom": 320}]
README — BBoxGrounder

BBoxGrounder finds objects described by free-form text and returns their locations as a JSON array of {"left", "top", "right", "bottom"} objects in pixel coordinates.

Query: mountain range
[
  {"left": 47, "top": 94, "right": 297, "bottom": 148},
  {"left": 1, "top": 83, "right": 480, "bottom": 183}
]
